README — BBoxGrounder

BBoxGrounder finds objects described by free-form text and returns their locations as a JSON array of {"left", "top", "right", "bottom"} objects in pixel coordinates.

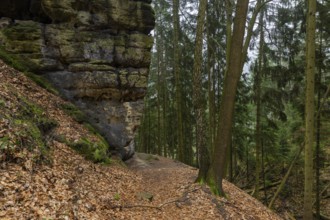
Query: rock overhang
[{"left": 0, "top": 0, "right": 155, "bottom": 160}]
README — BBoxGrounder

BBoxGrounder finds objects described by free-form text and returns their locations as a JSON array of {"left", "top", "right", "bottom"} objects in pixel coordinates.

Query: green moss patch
[
  {"left": 2, "top": 21, "right": 41, "bottom": 41},
  {"left": 54, "top": 102, "right": 113, "bottom": 164},
  {"left": 0, "top": 93, "right": 58, "bottom": 165},
  {"left": 0, "top": 45, "right": 29, "bottom": 72},
  {"left": 24, "top": 72, "right": 59, "bottom": 95},
  {"left": 59, "top": 103, "right": 87, "bottom": 124},
  {"left": 0, "top": 46, "right": 59, "bottom": 95},
  {"left": 67, "top": 137, "right": 111, "bottom": 164}
]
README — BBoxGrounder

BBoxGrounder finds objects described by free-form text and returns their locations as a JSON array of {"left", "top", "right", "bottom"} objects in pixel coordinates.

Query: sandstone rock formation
[{"left": 0, "top": 0, "right": 155, "bottom": 160}]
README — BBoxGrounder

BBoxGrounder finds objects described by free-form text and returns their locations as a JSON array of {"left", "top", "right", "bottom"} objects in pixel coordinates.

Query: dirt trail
[{"left": 125, "top": 153, "right": 282, "bottom": 220}]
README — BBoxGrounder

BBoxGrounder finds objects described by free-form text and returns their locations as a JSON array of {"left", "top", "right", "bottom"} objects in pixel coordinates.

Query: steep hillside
[{"left": 0, "top": 60, "right": 281, "bottom": 219}]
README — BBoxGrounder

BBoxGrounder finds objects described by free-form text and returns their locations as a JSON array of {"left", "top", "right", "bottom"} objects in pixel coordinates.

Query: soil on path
[{"left": 125, "top": 153, "right": 283, "bottom": 220}]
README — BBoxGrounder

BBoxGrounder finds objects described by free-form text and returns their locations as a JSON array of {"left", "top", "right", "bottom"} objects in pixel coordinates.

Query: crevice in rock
[{"left": 0, "top": 0, "right": 51, "bottom": 24}]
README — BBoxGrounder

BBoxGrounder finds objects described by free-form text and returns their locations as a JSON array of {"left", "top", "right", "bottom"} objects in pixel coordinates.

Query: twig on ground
[{"left": 109, "top": 187, "right": 200, "bottom": 210}]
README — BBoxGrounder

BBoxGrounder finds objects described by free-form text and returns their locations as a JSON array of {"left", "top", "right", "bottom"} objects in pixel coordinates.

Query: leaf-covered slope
[
  {"left": 0, "top": 59, "right": 282, "bottom": 219},
  {"left": 0, "top": 59, "right": 139, "bottom": 219}
]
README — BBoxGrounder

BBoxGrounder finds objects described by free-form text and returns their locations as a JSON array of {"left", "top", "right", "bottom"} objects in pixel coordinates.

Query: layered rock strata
[{"left": 0, "top": 0, "right": 154, "bottom": 159}]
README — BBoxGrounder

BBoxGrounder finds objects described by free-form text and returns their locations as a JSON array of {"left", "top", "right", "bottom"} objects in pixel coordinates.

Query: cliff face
[{"left": 0, "top": 0, "right": 155, "bottom": 160}]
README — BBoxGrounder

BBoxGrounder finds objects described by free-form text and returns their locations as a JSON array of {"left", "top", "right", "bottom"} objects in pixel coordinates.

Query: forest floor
[
  {"left": 124, "top": 153, "right": 283, "bottom": 220},
  {"left": 0, "top": 59, "right": 283, "bottom": 219}
]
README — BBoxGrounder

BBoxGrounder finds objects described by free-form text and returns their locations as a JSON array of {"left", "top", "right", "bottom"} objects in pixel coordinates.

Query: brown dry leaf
[{"left": 0, "top": 211, "right": 7, "bottom": 217}]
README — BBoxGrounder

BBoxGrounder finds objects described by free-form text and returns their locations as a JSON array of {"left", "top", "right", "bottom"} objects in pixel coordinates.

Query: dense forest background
[{"left": 136, "top": 0, "right": 330, "bottom": 218}]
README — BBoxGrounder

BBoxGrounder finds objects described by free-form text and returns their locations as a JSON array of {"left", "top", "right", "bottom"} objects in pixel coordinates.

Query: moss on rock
[
  {"left": 59, "top": 103, "right": 87, "bottom": 124},
  {"left": 2, "top": 20, "right": 41, "bottom": 41},
  {"left": 67, "top": 137, "right": 111, "bottom": 164}
]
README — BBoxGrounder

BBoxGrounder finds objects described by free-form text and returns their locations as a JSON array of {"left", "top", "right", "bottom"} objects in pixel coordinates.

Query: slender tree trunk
[
  {"left": 241, "top": 0, "right": 264, "bottom": 67},
  {"left": 162, "top": 45, "right": 167, "bottom": 158},
  {"left": 262, "top": 140, "right": 268, "bottom": 205},
  {"left": 303, "top": 0, "right": 316, "bottom": 218},
  {"left": 255, "top": 6, "right": 264, "bottom": 199},
  {"left": 315, "top": 16, "right": 323, "bottom": 219},
  {"left": 156, "top": 26, "right": 163, "bottom": 156},
  {"left": 246, "top": 144, "right": 249, "bottom": 185},
  {"left": 207, "top": 3, "right": 216, "bottom": 157},
  {"left": 315, "top": 62, "right": 321, "bottom": 220},
  {"left": 269, "top": 145, "right": 303, "bottom": 209},
  {"left": 172, "top": 0, "right": 185, "bottom": 163},
  {"left": 193, "top": 0, "right": 210, "bottom": 182},
  {"left": 206, "top": 0, "right": 249, "bottom": 195},
  {"left": 241, "top": 0, "right": 268, "bottom": 69},
  {"left": 224, "top": 0, "right": 233, "bottom": 179}
]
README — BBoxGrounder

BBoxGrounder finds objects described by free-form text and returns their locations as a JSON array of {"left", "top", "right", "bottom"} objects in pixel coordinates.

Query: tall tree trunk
[
  {"left": 315, "top": 59, "right": 321, "bottom": 220},
  {"left": 315, "top": 12, "right": 323, "bottom": 219},
  {"left": 207, "top": 2, "right": 216, "bottom": 157},
  {"left": 172, "top": 0, "right": 185, "bottom": 163},
  {"left": 225, "top": 0, "right": 233, "bottom": 77},
  {"left": 193, "top": 0, "right": 210, "bottom": 182},
  {"left": 255, "top": 6, "right": 264, "bottom": 199},
  {"left": 156, "top": 25, "right": 163, "bottom": 156},
  {"left": 162, "top": 42, "right": 168, "bottom": 158},
  {"left": 206, "top": 0, "right": 249, "bottom": 195},
  {"left": 224, "top": 0, "right": 266, "bottom": 179},
  {"left": 224, "top": 0, "right": 233, "bottom": 179},
  {"left": 303, "top": 0, "right": 316, "bottom": 218}
]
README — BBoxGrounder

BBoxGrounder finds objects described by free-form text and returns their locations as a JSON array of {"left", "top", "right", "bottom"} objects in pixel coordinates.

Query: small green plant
[
  {"left": 60, "top": 103, "right": 87, "bottom": 124},
  {"left": 114, "top": 193, "right": 121, "bottom": 201},
  {"left": 0, "top": 136, "right": 10, "bottom": 152}
]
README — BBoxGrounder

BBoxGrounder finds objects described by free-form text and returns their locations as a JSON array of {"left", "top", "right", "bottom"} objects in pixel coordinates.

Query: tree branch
[{"left": 109, "top": 187, "right": 200, "bottom": 210}]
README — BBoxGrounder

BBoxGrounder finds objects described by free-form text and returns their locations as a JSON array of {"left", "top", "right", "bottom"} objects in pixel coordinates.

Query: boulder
[{"left": 0, "top": 0, "right": 155, "bottom": 160}]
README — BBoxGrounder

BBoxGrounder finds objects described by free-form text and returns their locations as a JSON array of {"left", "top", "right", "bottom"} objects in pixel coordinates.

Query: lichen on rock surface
[{"left": 0, "top": 0, "right": 155, "bottom": 160}]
